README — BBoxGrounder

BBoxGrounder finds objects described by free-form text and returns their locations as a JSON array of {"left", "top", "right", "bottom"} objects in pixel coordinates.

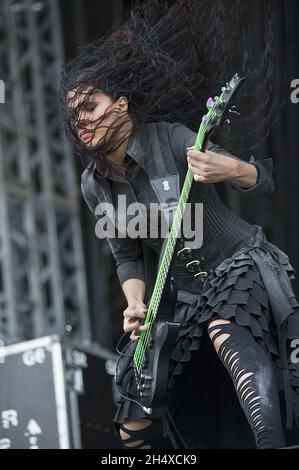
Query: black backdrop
[{"left": 59, "top": 0, "right": 299, "bottom": 349}]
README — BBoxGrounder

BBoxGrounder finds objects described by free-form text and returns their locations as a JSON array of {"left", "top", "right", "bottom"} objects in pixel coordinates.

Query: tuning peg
[
  {"left": 228, "top": 105, "right": 241, "bottom": 116},
  {"left": 224, "top": 118, "right": 231, "bottom": 126},
  {"left": 206, "top": 97, "right": 215, "bottom": 109},
  {"left": 140, "top": 374, "right": 152, "bottom": 381}
]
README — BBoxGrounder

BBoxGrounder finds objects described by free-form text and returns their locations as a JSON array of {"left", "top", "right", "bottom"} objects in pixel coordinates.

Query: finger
[
  {"left": 128, "top": 318, "right": 140, "bottom": 326},
  {"left": 187, "top": 148, "right": 199, "bottom": 157},
  {"left": 130, "top": 331, "right": 140, "bottom": 341},
  {"left": 128, "top": 317, "right": 141, "bottom": 325},
  {"left": 188, "top": 159, "right": 208, "bottom": 174},
  {"left": 194, "top": 173, "right": 209, "bottom": 183},
  {"left": 187, "top": 156, "right": 202, "bottom": 168},
  {"left": 124, "top": 320, "right": 140, "bottom": 332},
  {"left": 188, "top": 162, "right": 201, "bottom": 174},
  {"left": 135, "top": 305, "right": 148, "bottom": 314},
  {"left": 123, "top": 310, "right": 146, "bottom": 320},
  {"left": 139, "top": 302, "right": 147, "bottom": 309},
  {"left": 188, "top": 162, "right": 200, "bottom": 173},
  {"left": 187, "top": 163, "right": 206, "bottom": 181},
  {"left": 187, "top": 150, "right": 206, "bottom": 160},
  {"left": 139, "top": 323, "right": 149, "bottom": 332}
]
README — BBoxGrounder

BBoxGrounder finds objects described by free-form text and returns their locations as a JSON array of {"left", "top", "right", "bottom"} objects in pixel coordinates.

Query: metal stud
[
  {"left": 194, "top": 271, "right": 208, "bottom": 278},
  {"left": 186, "top": 260, "right": 201, "bottom": 272},
  {"left": 177, "top": 247, "right": 192, "bottom": 260}
]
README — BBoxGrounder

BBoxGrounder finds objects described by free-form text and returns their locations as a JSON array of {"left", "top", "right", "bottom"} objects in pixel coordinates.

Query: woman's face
[{"left": 67, "top": 87, "right": 127, "bottom": 149}]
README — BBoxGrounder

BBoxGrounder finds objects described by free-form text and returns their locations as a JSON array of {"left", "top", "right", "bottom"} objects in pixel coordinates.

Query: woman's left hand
[{"left": 186, "top": 146, "right": 239, "bottom": 184}]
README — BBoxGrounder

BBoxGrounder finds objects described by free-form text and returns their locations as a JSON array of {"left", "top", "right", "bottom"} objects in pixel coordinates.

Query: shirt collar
[
  {"left": 93, "top": 124, "right": 146, "bottom": 182},
  {"left": 125, "top": 123, "right": 145, "bottom": 163}
]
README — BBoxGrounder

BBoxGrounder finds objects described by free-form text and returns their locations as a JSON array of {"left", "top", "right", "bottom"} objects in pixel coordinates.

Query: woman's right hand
[{"left": 123, "top": 301, "right": 149, "bottom": 341}]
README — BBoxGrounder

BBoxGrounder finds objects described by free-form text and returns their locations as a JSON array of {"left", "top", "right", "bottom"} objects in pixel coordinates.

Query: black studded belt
[
  {"left": 172, "top": 232, "right": 257, "bottom": 294},
  {"left": 176, "top": 246, "right": 210, "bottom": 281},
  {"left": 172, "top": 238, "right": 228, "bottom": 292}
]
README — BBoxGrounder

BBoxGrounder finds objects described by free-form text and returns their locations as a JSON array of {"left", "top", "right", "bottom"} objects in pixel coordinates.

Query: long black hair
[{"left": 59, "top": 0, "right": 283, "bottom": 178}]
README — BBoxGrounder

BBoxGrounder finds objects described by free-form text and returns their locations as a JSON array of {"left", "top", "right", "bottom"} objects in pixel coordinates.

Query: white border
[{"left": 51, "top": 342, "right": 70, "bottom": 449}]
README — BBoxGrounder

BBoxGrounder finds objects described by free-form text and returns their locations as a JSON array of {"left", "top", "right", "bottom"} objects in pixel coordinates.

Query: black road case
[{"left": 0, "top": 335, "right": 120, "bottom": 449}]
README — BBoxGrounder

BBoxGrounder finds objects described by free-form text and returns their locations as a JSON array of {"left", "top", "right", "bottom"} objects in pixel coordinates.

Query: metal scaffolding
[{"left": 0, "top": 0, "right": 91, "bottom": 343}]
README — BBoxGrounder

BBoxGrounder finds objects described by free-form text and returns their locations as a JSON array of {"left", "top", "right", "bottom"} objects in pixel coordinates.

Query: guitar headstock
[{"left": 201, "top": 73, "right": 245, "bottom": 141}]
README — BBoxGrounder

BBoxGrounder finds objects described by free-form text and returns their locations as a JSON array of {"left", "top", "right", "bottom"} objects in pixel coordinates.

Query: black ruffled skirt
[{"left": 113, "top": 225, "right": 299, "bottom": 448}]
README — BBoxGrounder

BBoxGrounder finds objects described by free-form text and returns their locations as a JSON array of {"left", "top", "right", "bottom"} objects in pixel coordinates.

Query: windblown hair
[{"left": 59, "top": 0, "right": 283, "bottom": 178}]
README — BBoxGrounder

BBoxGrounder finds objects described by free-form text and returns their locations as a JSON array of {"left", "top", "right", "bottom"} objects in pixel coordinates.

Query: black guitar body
[
  {"left": 137, "top": 235, "right": 182, "bottom": 410},
  {"left": 137, "top": 319, "right": 181, "bottom": 409}
]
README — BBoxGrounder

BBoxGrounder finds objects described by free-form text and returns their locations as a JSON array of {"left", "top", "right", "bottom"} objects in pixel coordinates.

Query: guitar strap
[{"left": 142, "top": 126, "right": 181, "bottom": 320}]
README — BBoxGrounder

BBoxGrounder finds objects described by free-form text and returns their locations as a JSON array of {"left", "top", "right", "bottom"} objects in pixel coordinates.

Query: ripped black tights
[{"left": 207, "top": 316, "right": 285, "bottom": 449}]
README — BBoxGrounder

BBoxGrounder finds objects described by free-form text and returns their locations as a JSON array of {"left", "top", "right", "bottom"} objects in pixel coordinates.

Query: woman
[{"left": 60, "top": 0, "right": 299, "bottom": 448}]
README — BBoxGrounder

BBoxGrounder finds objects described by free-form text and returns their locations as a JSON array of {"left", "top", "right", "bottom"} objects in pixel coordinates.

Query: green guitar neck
[{"left": 133, "top": 90, "right": 227, "bottom": 377}]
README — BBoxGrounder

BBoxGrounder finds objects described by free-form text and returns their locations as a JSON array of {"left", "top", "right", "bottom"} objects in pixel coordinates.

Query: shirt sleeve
[
  {"left": 81, "top": 173, "right": 145, "bottom": 286},
  {"left": 166, "top": 121, "right": 197, "bottom": 169},
  {"left": 166, "top": 121, "right": 275, "bottom": 197},
  {"left": 208, "top": 141, "right": 275, "bottom": 197}
]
